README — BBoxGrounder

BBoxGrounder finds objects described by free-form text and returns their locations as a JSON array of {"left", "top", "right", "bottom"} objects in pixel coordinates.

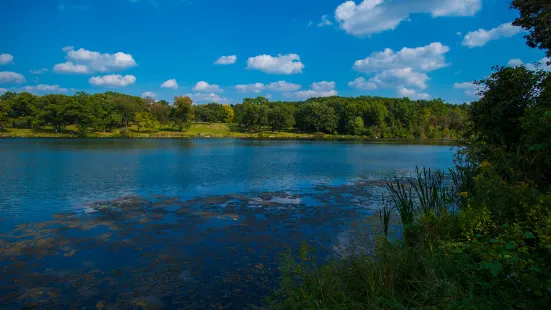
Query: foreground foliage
[{"left": 270, "top": 2, "right": 551, "bottom": 305}]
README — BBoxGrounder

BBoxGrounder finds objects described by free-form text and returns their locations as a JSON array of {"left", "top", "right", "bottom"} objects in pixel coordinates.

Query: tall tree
[
  {"left": 173, "top": 96, "right": 194, "bottom": 131},
  {"left": 268, "top": 105, "right": 295, "bottom": 132},
  {"left": 223, "top": 104, "right": 234, "bottom": 123},
  {"left": 511, "top": 0, "right": 551, "bottom": 61}
]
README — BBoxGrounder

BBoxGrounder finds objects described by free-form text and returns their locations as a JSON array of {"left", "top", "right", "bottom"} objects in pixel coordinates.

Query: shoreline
[{"left": 0, "top": 132, "right": 458, "bottom": 144}]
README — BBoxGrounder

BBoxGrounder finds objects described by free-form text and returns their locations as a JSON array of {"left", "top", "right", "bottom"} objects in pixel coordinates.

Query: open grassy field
[{"left": 0, "top": 123, "right": 352, "bottom": 139}]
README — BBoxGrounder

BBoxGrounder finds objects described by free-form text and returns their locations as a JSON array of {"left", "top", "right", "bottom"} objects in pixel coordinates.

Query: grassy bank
[{"left": 0, "top": 123, "right": 457, "bottom": 142}]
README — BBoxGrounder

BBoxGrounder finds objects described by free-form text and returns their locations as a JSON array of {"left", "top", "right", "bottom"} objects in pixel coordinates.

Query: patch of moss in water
[{"left": 0, "top": 181, "right": 401, "bottom": 309}]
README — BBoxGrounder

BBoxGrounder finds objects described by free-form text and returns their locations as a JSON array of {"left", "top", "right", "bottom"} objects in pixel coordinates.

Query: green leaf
[
  {"left": 483, "top": 262, "right": 503, "bottom": 277},
  {"left": 523, "top": 231, "right": 536, "bottom": 239}
]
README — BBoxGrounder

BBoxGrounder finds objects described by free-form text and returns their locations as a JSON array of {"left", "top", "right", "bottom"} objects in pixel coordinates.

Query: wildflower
[{"left": 459, "top": 192, "right": 469, "bottom": 198}]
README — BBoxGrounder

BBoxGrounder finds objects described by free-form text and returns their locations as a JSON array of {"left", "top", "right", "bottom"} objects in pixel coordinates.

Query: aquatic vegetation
[{"left": 0, "top": 182, "right": 390, "bottom": 308}]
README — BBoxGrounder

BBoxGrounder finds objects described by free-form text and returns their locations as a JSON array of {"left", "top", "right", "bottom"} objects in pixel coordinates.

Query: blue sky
[{"left": 0, "top": 0, "right": 549, "bottom": 104}]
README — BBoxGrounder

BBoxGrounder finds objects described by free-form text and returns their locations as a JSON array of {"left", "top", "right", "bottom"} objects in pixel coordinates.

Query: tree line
[{"left": 0, "top": 90, "right": 468, "bottom": 138}]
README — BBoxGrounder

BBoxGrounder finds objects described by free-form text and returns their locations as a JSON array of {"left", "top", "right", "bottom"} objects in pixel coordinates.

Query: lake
[{"left": 0, "top": 139, "right": 455, "bottom": 308}]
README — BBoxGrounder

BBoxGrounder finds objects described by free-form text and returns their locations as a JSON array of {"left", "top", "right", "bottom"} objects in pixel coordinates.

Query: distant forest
[{"left": 0, "top": 91, "right": 468, "bottom": 138}]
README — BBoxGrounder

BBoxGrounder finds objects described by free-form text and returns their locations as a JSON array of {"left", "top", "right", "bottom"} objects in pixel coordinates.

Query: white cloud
[
  {"left": 141, "top": 91, "right": 157, "bottom": 98},
  {"left": 350, "top": 68, "right": 429, "bottom": 91},
  {"left": 235, "top": 81, "right": 301, "bottom": 93},
  {"left": 507, "top": 57, "right": 551, "bottom": 72},
  {"left": 214, "top": 55, "right": 237, "bottom": 65},
  {"left": 454, "top": 81, "right": 480, "bottom": 97},
  {"left": 292, "top": 81, "right": 337, "bottom": 99},
  {"left": 335, "top": 0, "right": 481, "bottom": 37},
  {"left": 348, "top": 77, "right": 377, "bottom": 90},
  {"left": 0, "top": 72, "right": 26, "bottom": 84},
  {"left": 267, "top": 81, "right": 301, "bottom": 91},
  {"left": 318, "top": 15, "right": 333, "bottom": 27},
  {"left": 193, "top": 81, "right": 223, "bottom": 93},
  {"left": 0, "top": 54, "right": 14, "bottom": 65},
  {"left": 397, "top": 87, "right": 430, "bottom": 100},
  {"left": 54, "top": 47, "right": 137, "bottom": 74},
  {"left": 247, "top": 54, "right": 304, "bottom": 74},
  {"left": 353, "top": 42, "right": 450, "bottom": 73},
  {"left": 53, "top": 62, "right": 91, "bottom": 74},
  {"left": 462, "top": 22, "right": 522, "bottom": 48},
  {"left": 0, "top": 88, "right": 7, "bottom": 94},
  {"left": 186, "top": 92, "right": 229, "bottom": 103},
  {"left": 351, "top": 43, "right": 448, "bottom": 93},
  {"left": 507, "top": 59, "right": 524, "bottom": 67},
  {"left": 235, "top": 83, "right": 266, "bottom": 93},
  {"left": 308, "top": 20, "right": 314, "bottom": 26},
  {"left": 22, "top": 84, "right": 68, "bottom": 94},
  {"left": 29, "top": 68, "right": 48, "bottom": 74},
  {"left": 89, "top": 74, "right": 136, "bottom": 87},
  {"left": 456, "top": 32, "right": 462, "bottom": 36},
  {"left": 161, "top": 79, "right": 178, "bottom": 89}
]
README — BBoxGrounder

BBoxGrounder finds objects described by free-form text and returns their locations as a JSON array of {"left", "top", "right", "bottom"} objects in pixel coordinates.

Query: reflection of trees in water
[{"left": 0, "top": 181, "right": 388, "bottom": 309}]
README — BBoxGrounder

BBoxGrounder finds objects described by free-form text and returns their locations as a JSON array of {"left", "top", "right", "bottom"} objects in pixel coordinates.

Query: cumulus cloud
[
  {"left": 89, "top": 74, "right": 136, "bottom": 87},
  {"left": 318, "top": 15, "right": 333, "bottom": 27},
  {"left": 22, "top": 84, "right": 68, "bottom": 94},
  {"left": 462, "top": 22, "right": 522, "bottom": 48},
  {"left": 348, "top": 77, "right": 377, "bottom": 90},
  {"left": 214, "top": 55, "right": 237, "bottom": 65},
  {"left": 161, "top": 79, "right": 178, "bottom": 89},
  {"left": 454, "top": 81, "right": 480, "bottom": 97},
  {"left": 292, "top": 81, "right": 337, "bottom": 99},
  {"left": 353, "top": 42, "right": 450, "bottom": 73},
  {"left": 193, "top": 81, "right": 223, "bottom": 93},
  {"left": 0, "top": 54, "right": 14, "bottom": 65},
  {"left": 368, "top": 67, "right": 430, "bottom": 90},
  {"left": 247, "top": 54, "right": 304, "bottom": 74},
  {"left": 54, "top": 47, "right": 137, "bottom": 74},
  {"left": 507, "top": 59, "right": 524, "bottom": 67},
  {"left": 141, "top": 91, "right": 157, "bottom": 98},
  {"left": 54, "top": 62, "right": 90, "bottom": 74},
  {"left": 235, "top": 83, "right": 266, "bottom": 93},
  {"left": 350, "top": 43, "right": 449, "bottom": 95},
  {"left": 235, "top": 81, "right": 302, "bottom": 93},
  {"left": 0, "top": 71, "right": 26, "bottom": 84},
  {"left": 397, "top": 87, "right": 430, "bottom": 100},
  {"left": 29, "top": 68, "right": 48, "bottom": 74},
  {"left": 267, "top": 81, "right": 301, "bottom": 91},
  {"left": 507, "top": 57, "right": 551, "bottom": 72},
  {"left": 335, "top": 0, "right": 481, "bottom": 37},
  {"left": 185, "top": 93, "right": 229, "bottom": 103},
  {"left": 0, "top": 88, "right": 7, "bottom": 93}
]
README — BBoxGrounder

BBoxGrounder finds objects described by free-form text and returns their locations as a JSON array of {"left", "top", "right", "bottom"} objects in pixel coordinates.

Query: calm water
[{"left": 0, "top": 139, "right": 455, "bottom": 308}]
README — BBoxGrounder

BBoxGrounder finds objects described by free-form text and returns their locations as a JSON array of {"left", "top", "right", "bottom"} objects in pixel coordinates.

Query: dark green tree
[
  {"left": 511, "top": 0, "right": 551, "bottom": 61},
  {"left": 268, "top": 105, "right": 295, "bottom": 132}
]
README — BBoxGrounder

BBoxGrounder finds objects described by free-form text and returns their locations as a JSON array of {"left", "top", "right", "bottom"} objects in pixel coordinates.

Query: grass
[{"left": 1, "top": 123, "right": 432, "bottom": 140}]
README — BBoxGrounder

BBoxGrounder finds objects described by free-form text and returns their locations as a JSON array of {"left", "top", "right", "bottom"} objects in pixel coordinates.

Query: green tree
[
  {"left": 346, "top": 116, "right": 365, "bottom": 135},
  {"left": 237, "top": 97, "right": 270, "bottom": 132},
  {"left": 295, "top": 102, "right": 338, "bottom": 133},
  {"left": 134, "top": 111, "right": 159, "bottom": 132},
  {"left": 223, "top": 104, "right": 234, "bottom": 123},
  {"left": 470, "top": 66, "right": 543, "bottom": 148},
  {"left": 0, "top": 99, "right": 9, "bottom": 130},
  {"left": 9, "top": 92, "right": 37, "bottom": 128},
  {"left": 511, "top": 0, "right": 551, "bottom": 60},
  {"left": 150, "top": 100, "right": 171, "bottom": 126},
  {"left": 35, "top": 94, "right": 74, "bottom": 132},
  {"left": 173, "top": 96, "right": 194, "bottom": 131},
  {"left": 268, "top": 105, "right": 295, "bottom": 132}
]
